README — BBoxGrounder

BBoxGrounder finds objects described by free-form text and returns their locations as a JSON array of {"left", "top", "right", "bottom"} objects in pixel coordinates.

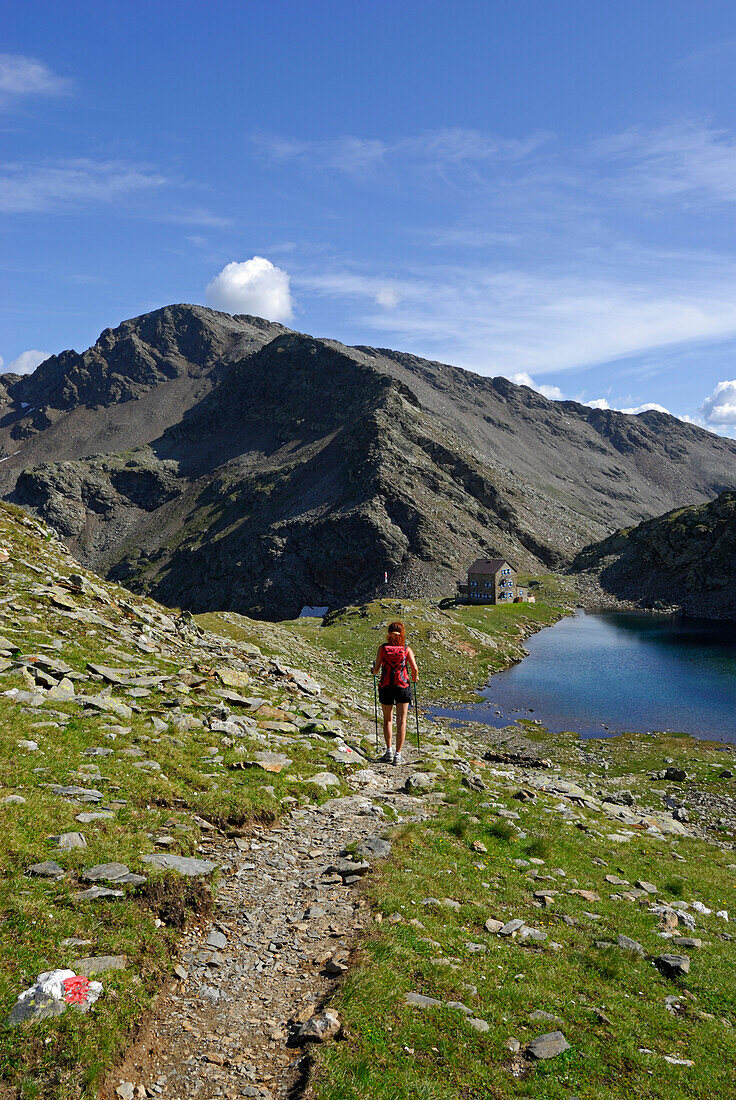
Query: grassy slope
[
  {"left": 200, "top": 584, "right": 573, "bottom": 706},
  {"left": 0, "top": 504, "right": 374, "bottom": 1099},
  {"left": 306, "top": 730, "right": 736, "bottom": 1098}
]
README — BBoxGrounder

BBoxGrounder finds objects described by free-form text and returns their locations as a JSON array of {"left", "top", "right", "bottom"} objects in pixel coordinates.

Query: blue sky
[{"left": 3, "top": 1, "right": 736, "bottom": 433}]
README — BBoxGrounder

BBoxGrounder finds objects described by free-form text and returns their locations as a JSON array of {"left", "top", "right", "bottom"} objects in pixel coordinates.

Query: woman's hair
[{"left": 386, "top": 620, "right": 406, "bottom": 646}]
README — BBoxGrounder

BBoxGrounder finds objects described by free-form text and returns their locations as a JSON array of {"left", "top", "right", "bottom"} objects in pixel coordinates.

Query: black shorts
[{"left": 378, "top": 685, "right": 412, "bottom": 706}]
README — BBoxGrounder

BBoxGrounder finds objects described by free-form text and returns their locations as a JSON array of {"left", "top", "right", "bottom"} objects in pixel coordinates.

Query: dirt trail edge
[{"left": 102, "top": 760, "right": 431, "bottom": 1100}]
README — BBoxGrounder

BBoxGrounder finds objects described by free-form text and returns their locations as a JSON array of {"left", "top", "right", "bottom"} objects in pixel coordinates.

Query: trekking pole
[
  {"left": 373, "top": 675, "right": 379, "bottom": 753},
  {"left": 413, "top": 679, "right": 421, "bottom": 753}
]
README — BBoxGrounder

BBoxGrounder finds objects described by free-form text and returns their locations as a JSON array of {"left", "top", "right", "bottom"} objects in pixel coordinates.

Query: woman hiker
[{"left": 371, "top": 620, "right": 418, "bottom": 765}]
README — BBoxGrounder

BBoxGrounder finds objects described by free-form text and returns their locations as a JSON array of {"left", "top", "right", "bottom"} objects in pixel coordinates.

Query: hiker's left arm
[
  {"left": 371, "top": 646, "right": 382, "bottom": 676},
  {"left": 407, "top": 647, "right": 419, "bottom": 681}
]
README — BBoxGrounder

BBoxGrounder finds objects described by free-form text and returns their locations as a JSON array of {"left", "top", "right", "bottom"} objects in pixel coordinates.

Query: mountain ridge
[{"left": 2, "top": 304, "right": 735, "bottom": 618}]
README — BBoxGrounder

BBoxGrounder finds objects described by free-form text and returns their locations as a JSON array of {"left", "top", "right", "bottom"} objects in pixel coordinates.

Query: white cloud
[
  {"left": 298, "top": 262, "right": 736, "bottom": 377},
  {"left": 585, "top": 397, "right": 610, "bottom": 409},
  {"left": 597, "top": 122, "right": 736, "bottom": 204},
  {"left": 300, "top": 272, "right": 403, "bottom": 311},
  {"left": 0, "top": 54, "right": 70, "bottom": 105},
  {"left": 619, "top": 402, "right": 671, "bottom": 415},
  {"left": 508, "top": 372, "right": 565, "bottom": 400},
  {"left": 2, "top": 349, "right": 49, "bottom": 375},
  {"left": 0, "top": 159, "right": 167, "bottom": 213},
  {"left": 205, "top": 257, "right": 294, "bottom": 322},
  {"left": 254, "top": 127, "right": 547, "bottom": 177},
  {"left": 699, "top": 379, "right": 736, "bottom": 424}
]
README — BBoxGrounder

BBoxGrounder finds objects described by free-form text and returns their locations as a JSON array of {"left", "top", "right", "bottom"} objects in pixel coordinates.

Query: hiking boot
[
  {"left": 380, "top": 749, "right": 394, "bottom": 763},
  {"left": 393, "top": 752, "right": 403, "bottom": 766}
]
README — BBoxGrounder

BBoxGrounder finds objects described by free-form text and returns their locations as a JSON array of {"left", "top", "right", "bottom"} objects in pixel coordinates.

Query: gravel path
[{"left": 105, "top": 760, "right": 432, "bottom": 1100}]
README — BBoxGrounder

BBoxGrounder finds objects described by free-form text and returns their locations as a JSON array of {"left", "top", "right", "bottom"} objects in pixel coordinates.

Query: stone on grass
[
  {"left": 243, "top": 752, "right": 292, "bottom": 773},
  {"left": 51, "top": 832, "right": 87, "bottom": 850},
  {"left": 499, "top": 919, "right": 526, "bottom": 937},
  {"left": 306, "top": 772, "right": 340, "bottom": 789},
  {"left": 75, "top": 886, "right": 125, "bottom": 901},
  {"left": 527, "top": 1031, "right": 570, "bottom": 1060},
  {"left": 1, "top": 794, "right": 26, "bottom": 804},
  {"left": 485, "top": 917, "right": 504, "bottom": 934},
  {"left": 404, "top": 772, "right": 434, "bottom": 792},
  {"left": 468, "top": 1017, "right": 490, "bottom": 1032},
  {"left": 530, "top": 1010, "right": 564, "bottom": 1026},
  {"left": 355, "top": 836, "right": 392, "bottom": 859},
  {"left": 82, "top": 862, "right": 131, "bottom": 883},
  {"left": 18, "top": 739, "right": 39, "bottom": 751},
  {"left": 72, "top": 956, "right": 126, "bottom": 975},
  {"left": 654, "top": 953, "right": 690, "bottom": 978},
  {"left": 296, "top": 1009, "right": 340, "bottom": 1043},
  {"left": 636, "top": 880, "right": 658, "bottom": 894},
  {"left": 28, "top": 860, "right": 65, "bottom": 879},
  {"left": 141, "top": 853, "right": 216, "bottom": 876},
  {"left": 405, "top": 992, "right": 441, "bottom": 1008},
  {"left": 616, "top": 934, "right": 645, "bottom": 956}
]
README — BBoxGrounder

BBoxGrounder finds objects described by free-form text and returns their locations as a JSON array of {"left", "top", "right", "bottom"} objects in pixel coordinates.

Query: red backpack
[{"left": 379, "top": 644, "right": 410, "bottom": 690}]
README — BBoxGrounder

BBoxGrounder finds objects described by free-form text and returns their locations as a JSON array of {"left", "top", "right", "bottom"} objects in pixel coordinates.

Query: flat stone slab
[
  {"left": 28, "top": 860, "right": 65, "bottom": 879},
  {"left": 72, "top": 955, "right": 126, "bottom": 975},
  {"left": 244, "top": 752, "right": 292, "bottom": 773},
  {"left": 141, "top": 853, "right": 217, "bottom": 876},
  {"left": 306, "top": 772, "right": 340, "bottom": 789},
  {"left": 52, "top": 785, "right": 103, "bottom": 803},
  {"left": 75, "top": 886, "right": 125, "bottom": 901},
  {"left": 82, "top": 862, "right": 131, "bottom": 883},
  {"left": 405, "top": 992, "right": 442, "bottom": 1008},
  {"left": 527, "top": 1031, "right": 570, "bottom": 1060},
  {"left": 329, "top": 748, "right": 365, "bottom": 765},
  {"left": 499, "top": 919, "right": 526, "bottom": 937},
  {"left": 75, "top": 812, "right": 115, "bottom": 823},
  {"left": 217, "top": 669, "right": 252, "bottom": 690}
]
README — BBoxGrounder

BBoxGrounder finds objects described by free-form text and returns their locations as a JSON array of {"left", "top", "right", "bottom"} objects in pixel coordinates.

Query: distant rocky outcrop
[
  {"left": 1, "top": 304, "right": 736, "bottom": 618},
  {"left": 569, "top": 490, "right": 736, "bottom": 618}
]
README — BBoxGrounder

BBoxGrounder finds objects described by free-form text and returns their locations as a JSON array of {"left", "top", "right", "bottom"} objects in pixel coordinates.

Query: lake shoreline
[{"left": 429, "top": 609, "right": 736, "bottom": 744}]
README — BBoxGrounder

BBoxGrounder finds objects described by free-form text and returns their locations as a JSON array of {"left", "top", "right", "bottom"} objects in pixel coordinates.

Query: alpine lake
[{"left": 431, "top": 609, "right": 736, "bottom": 743}]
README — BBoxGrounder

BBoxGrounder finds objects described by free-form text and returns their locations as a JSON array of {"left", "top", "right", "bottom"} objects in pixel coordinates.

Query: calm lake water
[{"left": 432, "top": 611, "right": 736, "bottom": 742}]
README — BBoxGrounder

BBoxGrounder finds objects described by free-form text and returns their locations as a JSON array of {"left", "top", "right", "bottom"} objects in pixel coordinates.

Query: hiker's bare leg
[
  {"left": 395, "top": 702, "right": 409, "bottom": 753},
  {"left": 381, "top": 704, "right": 394, "bottom": 749}
]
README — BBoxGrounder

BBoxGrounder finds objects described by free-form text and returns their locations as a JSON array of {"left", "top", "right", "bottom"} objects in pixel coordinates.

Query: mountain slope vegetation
[{"left": 570, "top": 489, "right": 736, "bottom": 618}]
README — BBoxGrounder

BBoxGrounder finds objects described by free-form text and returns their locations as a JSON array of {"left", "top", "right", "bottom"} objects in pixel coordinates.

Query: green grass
[
  {"left": 0, "top": 503, "right": 373, "bottom": 1097},
  {"left": 200, "top": 589, "right": 572, "bottom": 707},
  {"left": 311, "top": 763, "right": 736, "bottom": 1099}
]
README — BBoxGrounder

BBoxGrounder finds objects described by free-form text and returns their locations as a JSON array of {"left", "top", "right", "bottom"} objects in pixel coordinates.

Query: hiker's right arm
[{"left": 371, "top": 646, "right": 382, "bottom": 676}]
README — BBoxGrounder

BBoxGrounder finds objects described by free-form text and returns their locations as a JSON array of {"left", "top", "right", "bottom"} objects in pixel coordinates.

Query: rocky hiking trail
[{"left": 106, "top": 764, "right": 430, "bottom": 1100}]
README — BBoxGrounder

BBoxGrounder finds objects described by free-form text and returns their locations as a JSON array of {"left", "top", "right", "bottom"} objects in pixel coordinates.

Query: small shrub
[
  {"left": 664, "top": 876, "right": 685, "bottom": 897},
  {"left": 487, "top": 820, "right": 515, "bottom": 843},
  {"left": 448, "top": 815, "right": 472, "bottom": 839},
  {"left": 525, "top": 837, "right": 550, "bottom": 859}
]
